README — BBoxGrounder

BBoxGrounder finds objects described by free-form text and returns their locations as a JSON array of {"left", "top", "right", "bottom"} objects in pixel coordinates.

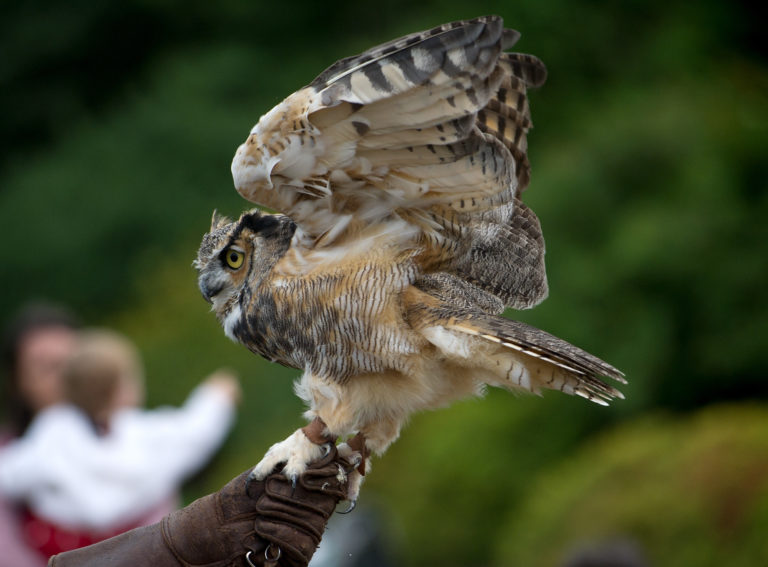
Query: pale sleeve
[{"left": 113, "top": 382, "right": 237, "bottom": 492}]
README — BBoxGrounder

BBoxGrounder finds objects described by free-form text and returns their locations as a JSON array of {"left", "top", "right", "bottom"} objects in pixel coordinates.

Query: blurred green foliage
[
  {"left": 1, "top": 0, "right": 766, "bottom": 564},
  {"left": 495, "top": 404, "right": 768, "bottom": 566}
]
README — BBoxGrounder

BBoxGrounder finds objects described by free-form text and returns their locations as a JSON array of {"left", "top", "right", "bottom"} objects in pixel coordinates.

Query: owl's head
[{"left": 194, "top": 209, "right": 296, "bottom": 321}]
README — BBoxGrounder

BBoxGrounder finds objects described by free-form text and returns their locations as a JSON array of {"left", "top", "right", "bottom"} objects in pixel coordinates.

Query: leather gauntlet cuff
[{"left": 49, "top": 447, "right": 351, "bottom": 567}]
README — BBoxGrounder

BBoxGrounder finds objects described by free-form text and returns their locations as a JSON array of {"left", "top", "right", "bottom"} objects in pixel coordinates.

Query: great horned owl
[{"left": 195, "top": 16, "right": 624, "bottom": 503}]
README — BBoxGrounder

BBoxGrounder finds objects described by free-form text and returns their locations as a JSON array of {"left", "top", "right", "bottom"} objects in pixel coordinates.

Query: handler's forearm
[
  {"left": 48, "top": 522, "right": 176, "bottom": 566},
  {"left": 49, "top": 448, "right": 352, "bottom": 567}
]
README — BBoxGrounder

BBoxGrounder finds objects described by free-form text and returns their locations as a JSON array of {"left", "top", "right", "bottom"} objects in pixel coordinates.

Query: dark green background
[{"left": 2, "top": 1, "right": 766, "bottom": 565}]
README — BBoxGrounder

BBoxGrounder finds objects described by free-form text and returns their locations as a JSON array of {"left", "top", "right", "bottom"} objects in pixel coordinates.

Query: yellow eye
[{"left": 224, "top": 248, "right": 244, "bottom": 269}]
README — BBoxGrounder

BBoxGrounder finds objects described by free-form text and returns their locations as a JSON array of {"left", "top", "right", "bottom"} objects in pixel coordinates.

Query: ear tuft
[{"left": 211, "top": 210, "right": 231, "bottom": 231}]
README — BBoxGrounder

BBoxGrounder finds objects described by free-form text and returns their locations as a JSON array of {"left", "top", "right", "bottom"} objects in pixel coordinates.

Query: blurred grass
[{"left": 1, "top": 1, "right": 766, "bottom": 564}]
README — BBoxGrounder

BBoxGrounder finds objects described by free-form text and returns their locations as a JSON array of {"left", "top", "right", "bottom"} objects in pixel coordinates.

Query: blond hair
[{"left": 63, "top": 329, "right": 144, "bottom": 428}]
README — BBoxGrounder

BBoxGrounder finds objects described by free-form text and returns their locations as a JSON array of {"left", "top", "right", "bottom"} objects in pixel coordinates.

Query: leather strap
[{"left": 300, "top": 417, "right": 336, "bottom": 445}]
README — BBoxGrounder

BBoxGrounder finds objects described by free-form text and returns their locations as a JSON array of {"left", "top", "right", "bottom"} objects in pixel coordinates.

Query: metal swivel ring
[{"left": 245, "top": 544, "right": 282, "bottom": 566}]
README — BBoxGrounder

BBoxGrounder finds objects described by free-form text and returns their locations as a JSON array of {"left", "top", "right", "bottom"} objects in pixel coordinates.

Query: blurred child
[{"left": 0, "top": 328, "right": 240, "bottom": 558}]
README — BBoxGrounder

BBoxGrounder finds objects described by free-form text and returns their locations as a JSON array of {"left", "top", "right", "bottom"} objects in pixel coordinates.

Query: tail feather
[
  {"left": 406, "top": 289, "right": 625, "bottom": 405},
  {"left": 461, "top": 315, "right": 625, "bottom": 382},
  {"left": 455, "top": 315, "right": 624, "bottom": 404}
]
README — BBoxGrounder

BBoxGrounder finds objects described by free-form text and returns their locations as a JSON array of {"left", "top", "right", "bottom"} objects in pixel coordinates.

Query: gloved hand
[{"left": 48, "top": 445, "right": 353, "bottom": 567}]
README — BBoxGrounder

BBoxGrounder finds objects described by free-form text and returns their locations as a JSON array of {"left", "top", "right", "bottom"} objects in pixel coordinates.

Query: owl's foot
[
  {"left": 248, "top": 428, "right": 334, "bottom": 485},
  {"left": 247, "top": 422, "right": 368, "bottom": 512}
]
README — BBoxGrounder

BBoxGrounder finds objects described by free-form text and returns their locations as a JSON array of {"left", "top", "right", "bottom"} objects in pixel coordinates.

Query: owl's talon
[
  {"left": 321, "top": 442, "right": 333, "bottom": 457},
  {"left": 337, "top": 499, "right": 357, "bottom": 514}
]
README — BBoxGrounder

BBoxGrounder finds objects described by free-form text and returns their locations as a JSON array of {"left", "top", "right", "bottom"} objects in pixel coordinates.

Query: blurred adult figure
[
  {"left": 0, "top": 302, "right": 80, "bottom": 567},
  {"left": 1, "top": 302, "right": 80, "bottom": 438},
  {"left": 0, "top": 327, "right": 240, "bottom": 560}
]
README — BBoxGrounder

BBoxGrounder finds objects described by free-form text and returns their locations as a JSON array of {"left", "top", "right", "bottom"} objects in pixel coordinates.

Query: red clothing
[{"left": 20, "top": 497, "right": 174, "bottom": 559}]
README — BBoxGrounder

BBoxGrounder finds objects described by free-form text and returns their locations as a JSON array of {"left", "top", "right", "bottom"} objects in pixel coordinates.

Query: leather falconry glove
[{"left": 48, "top": 445, "right": 353, "bottom": 567}]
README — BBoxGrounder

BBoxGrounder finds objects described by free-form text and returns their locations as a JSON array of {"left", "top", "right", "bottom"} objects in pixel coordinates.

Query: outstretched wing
[{"left": 231, "top": 15, "right": 548, "bottom": 308}]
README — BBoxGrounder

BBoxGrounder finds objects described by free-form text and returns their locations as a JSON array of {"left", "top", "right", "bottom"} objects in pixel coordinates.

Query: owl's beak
[
  {"left": 199, "top": 282, "right": 213, "bottom": 304},
  {"left": 198, "top": 274, "right": 220, "bottom": 304}
]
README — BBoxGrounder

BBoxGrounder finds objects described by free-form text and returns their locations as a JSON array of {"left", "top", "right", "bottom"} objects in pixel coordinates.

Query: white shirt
[{"left": 0, "top": 383, "right": 235, "bottom": 531}]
